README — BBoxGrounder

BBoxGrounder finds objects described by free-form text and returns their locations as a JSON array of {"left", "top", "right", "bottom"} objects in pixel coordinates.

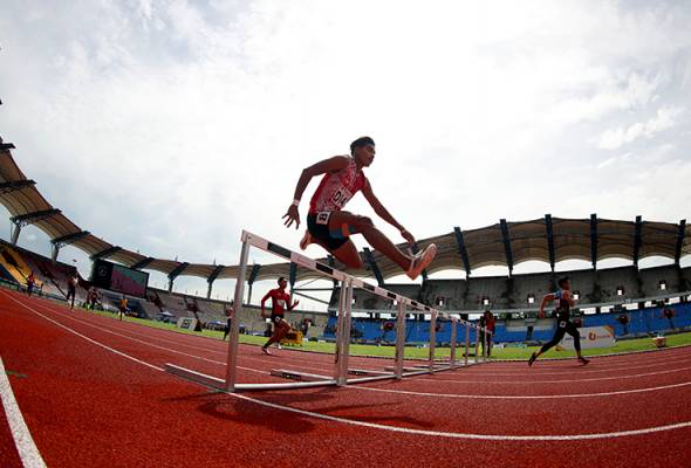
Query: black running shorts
[{"left": 307, "top": 213, "right": 349, "bottom": 251}]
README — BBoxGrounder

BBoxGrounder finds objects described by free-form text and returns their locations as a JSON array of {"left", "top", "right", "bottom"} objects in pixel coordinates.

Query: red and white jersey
[
  {"left": 309, "top": 157, "right": 366, "bottom": 214},
  {"left": 267, "top": 288, "right": 292, "bottom": 316}
]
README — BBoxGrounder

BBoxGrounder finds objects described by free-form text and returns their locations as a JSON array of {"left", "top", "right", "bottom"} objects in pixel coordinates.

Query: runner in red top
[
  {"left": 282, "top": 136, "right": 436, "bottom": 280},
  {"left": 260, "top": 277, "right": 299, "bottom": 355}
]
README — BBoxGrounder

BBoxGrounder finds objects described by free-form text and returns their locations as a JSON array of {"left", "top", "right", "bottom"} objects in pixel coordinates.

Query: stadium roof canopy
[{"left": 1, "top": 136, "right": 690, "bottom": 287}]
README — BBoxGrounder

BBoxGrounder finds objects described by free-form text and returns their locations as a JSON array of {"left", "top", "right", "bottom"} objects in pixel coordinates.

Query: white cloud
[
  {"left": 598, "top": 106, "right": 684, "bottom": 149},
  {"left": 0, "top": 0, "right": 690, "bottom": 287}
]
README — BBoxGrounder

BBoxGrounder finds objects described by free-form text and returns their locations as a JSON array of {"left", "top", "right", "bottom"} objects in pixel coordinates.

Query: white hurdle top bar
[{"left": 242, "top": 230, "right": 464, "bottom": 322}]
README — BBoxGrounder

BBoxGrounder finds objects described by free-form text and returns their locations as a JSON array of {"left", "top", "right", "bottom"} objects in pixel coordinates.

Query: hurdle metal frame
[{"left": 166, "top": 230, "right": 491, "bottom": 392}]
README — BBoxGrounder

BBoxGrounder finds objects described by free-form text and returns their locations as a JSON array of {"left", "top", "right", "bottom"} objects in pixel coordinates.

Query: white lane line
[
  {"left": 67, "top": 312, "right": 351, "bottom": 373},
  {"left": 467, "top": 355, "right": 691, "bottom": 376},
  {"left": 1, "top": 292, "right": 163, "bottom": 373},
  {"left": 6, "top": 292, "right": 691, "bottom": 441},
  {"left": 72, "top": 310, "right": 691, "bottom": 378},
  {"left": 23, "top": 299, "right": 267, "bottom": 375},
  {"left": 354, "top": 380, "right": 691, "bottom": 399},
  {"left": 423, "top": 365, "right": 691, "bottom": 384},
  {"left": 0, "top": 356, "right": 47, "bottom": 468},
  {"left": 227, "top": 391, "right": 691, "bottom": 441},
  {"left": 24, "top": 297, "right": 691, "bottom": 386}
]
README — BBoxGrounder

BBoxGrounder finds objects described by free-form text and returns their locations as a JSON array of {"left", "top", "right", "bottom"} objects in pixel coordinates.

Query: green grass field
[{"left": 87, "top": 308, "right": 691, "bottom": 361}]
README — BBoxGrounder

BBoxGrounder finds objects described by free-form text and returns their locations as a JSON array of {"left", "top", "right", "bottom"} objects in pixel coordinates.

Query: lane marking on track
[
  {"left": 21, "top": 299, "right": 268, "bottom": 375},
  {"left": 5, "top": 291, "right": 691, "bottom": 441},
  {"left": 0, "top": 356, "right": 47, "bottom": 468},
  {"left": 354, "top": 379, "right": 691, "bottom": 399},
  {"left": 466, "top": 355, "right": 691, "bottom": 375},
  {"left": 1, "top": 291, "right": 163, "bottom": 373},
  {"left": 423, "top": 364, "right": 691, "bottom": 384},
  {"left": 40, "top": 301, "right": 691, "bottom": 379},
  {"left": 66, "top": 312, "right": 351, "bottom": 373},
  {"left": 23, "top": 296, "right": 691, "bottom": 386}
]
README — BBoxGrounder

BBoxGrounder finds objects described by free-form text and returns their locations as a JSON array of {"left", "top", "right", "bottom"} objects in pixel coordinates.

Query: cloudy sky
[{"left": 1, "top": 0, "right": 690, "bottom": 303}]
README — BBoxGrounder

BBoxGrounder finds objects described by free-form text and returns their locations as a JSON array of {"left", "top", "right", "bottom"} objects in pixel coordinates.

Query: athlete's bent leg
[
  {"left": 566, "top": 324, "right": 589, "bottom": 364},
  {"left": 329, "top": 212, "right": 412, "bottom": 270},
  {"left": 332, "top": 240, "right": 365, "bottom": 270},
  {"left": 529, "top": 328, "right": 566, "bottom": 366}
]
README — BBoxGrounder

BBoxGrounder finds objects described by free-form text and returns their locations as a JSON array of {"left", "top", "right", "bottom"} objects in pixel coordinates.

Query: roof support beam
[
  {"left": 90, "top": 246, "right": 122, "bottom": 261},
  {"left": 206, "top": 264, "right": 226, "bottom": 299},
  {"left": 51, "top": 230, "right": 90, "bottom": 248},
  {"left": 10, "top": 209, "right": 61, "bottom": 227},
  {"left": 500, "top": 219, "right": 514, "bottom": 276},
  {"left": 244, "top": 263, "right": 262, "bottom": 303},
  {"left": 0, "top": 180, "right": 35, "bottom": 195},
  {"left": 0, "top": 142, "right": 16, "bottom": 151},
  {"left": 675, "top": 219, "right": 687, "bottom": 265},
  {"left": 248, "top": 264, "right": 262, "bottom": 285},
  {"left": 167, "top": 262, "right": 189, "bottom": 292},
  {"left": 289, "top": 262, "right": 298, "bottom": 289},
  {"left": 633, "top": 215, "right": 643, "bottom": 267},
  {"left": 207, "top": 264, "right": 226, "bottom": 284},
  {"left": 590, "top": 214, "right": 598, "bottom": 269},
  {"left": 50, "top": 230, "right": 91, "bottom": 263},
  {"left": 363, "top": 247, "right": 385, "bottom": 287},
  {"left": 545, "top": 214, "right": 556, "bottom": 272},
  {"left": 453, "top": 226, "right": 471, "bottom": 276},
  {"left": 131, "top": 257, "right": 155, "bottom": 270}
]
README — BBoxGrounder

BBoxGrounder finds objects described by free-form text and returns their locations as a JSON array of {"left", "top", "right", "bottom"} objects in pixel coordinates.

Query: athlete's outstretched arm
[
  {"left": 361, "top": 179, "right": 415, "bottom": 245},
  {"left": 288, "top": 297, "right": 300, "bottom": 311},
  {"left": 538, "top": 293, "right": 555, "bottom": 319},
  {"left": 283, "top": 156, "right": 351, "bottom": 229}
]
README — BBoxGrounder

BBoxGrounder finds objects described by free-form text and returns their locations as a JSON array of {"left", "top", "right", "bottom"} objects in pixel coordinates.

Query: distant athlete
[
  {"left": 260, "top": 277, "right": 299, "bottom": 355},
  {"left": 282, "top": 136, "right": 437, "bottom": 280},
  {"left": 528, "top": 277, "right": 589, "bottom": 366}
]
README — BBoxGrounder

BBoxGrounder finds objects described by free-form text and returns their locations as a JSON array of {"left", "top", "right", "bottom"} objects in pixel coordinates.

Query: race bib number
[
  {"left": 331, "top": 188, "right": 353, "bottom": 208},
  {"left": 316, "top": 212, "right": 331, "bottom": 226},
  {"left": 559, "top": 321, "right": 567, "bottom": 329}
]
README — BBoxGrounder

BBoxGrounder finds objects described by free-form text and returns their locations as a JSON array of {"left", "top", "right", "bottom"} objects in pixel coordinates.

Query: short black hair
[
  {"left": 278, "top": 276, "right": 286, "bottom": 284},
  {"left": 557, "top": 277, "right": 570, "bottom": 288},
  {"left": 350, "top": 136, "right": 375, "bottom": 153}
]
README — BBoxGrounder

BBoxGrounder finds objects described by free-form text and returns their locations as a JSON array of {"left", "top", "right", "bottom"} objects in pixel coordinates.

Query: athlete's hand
[
  {"left": 283, "top": 205, "right": 300, "bottom": 229},
  {"left": 292, "top": 299, "right": 300, "bottom": 308},
  {"left": 400, "top": 229, "right": 415, "bottom": 245}
]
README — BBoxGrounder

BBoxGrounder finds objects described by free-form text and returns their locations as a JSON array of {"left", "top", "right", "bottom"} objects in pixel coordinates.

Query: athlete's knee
[{"left": 352, "top": 215, "right": 374, "bottom": 230}]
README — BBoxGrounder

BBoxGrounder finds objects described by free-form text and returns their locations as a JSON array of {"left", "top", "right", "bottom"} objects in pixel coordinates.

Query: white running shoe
[
  {"left": 406, "top": 243, "right": 437, "bottom": 280},
  {"left": 299, "top": 231, "right": 312, "bottom": 250},
  {"left": 262, "top": 347, "right": 272, "bottom": 355}
]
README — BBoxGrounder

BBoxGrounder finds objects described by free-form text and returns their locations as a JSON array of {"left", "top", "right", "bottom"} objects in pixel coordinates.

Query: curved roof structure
[{"left": 1, "top": 135, "right": 689, "bottom": 287}]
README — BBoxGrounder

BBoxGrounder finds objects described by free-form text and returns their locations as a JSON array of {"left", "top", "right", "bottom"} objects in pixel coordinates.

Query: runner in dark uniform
[{"left": 528, "top": 277, "right": 589, "bottom": 366}]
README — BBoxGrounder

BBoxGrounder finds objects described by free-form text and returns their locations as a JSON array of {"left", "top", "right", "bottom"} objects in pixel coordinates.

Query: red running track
[{"left": 1, "top": 288, "right": 691, "bottom": 467}]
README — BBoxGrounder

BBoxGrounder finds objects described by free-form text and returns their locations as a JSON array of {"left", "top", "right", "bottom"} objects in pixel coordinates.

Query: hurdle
[{"left": 165, "top": 230, "right": 488, "bottom": 392}]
